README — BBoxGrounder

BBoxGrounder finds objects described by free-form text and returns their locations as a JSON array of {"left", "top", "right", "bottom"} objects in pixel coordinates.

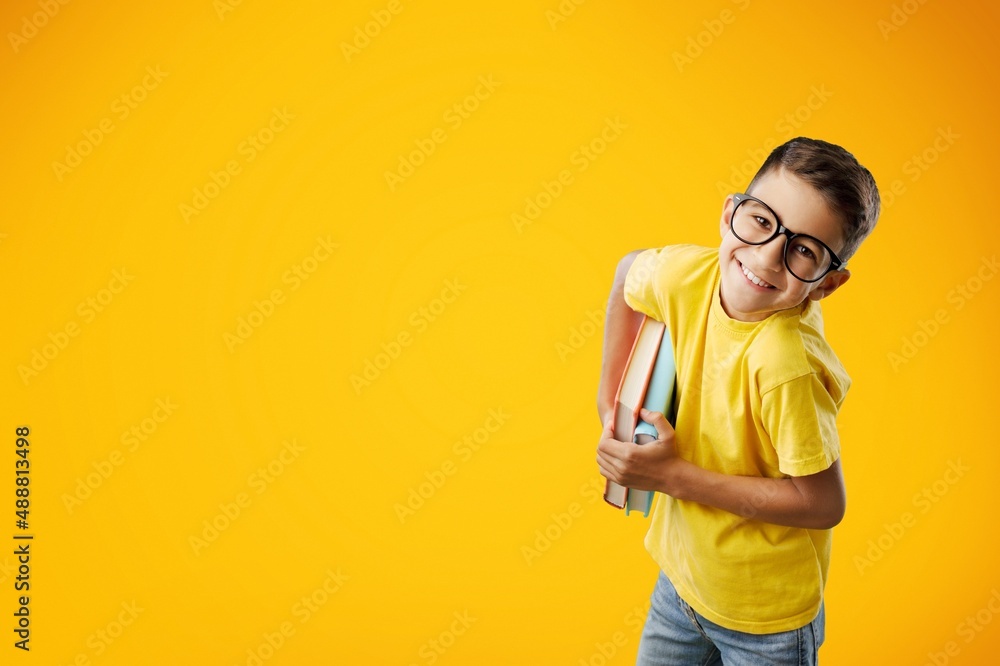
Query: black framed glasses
[{"left": 730, "top": 193, "right": 846, "bottom": 283}]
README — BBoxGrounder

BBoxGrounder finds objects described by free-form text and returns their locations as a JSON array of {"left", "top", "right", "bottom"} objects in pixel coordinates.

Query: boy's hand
[{"left": 596, "top": 408, "right": 692, "bottom": 495}]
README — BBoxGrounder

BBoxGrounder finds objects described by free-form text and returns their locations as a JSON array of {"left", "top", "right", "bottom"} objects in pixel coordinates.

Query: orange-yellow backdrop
[{"left": 2, "top": 1, "right": 999, "bottom": 664}]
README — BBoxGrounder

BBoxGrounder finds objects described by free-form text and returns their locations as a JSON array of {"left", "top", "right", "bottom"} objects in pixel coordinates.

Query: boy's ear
[
  {"left": 719, "top": 195, "right": 736, "bottom": 238},
  {"left": 808, "top": 268, "right": 851, "bottom": 301}
]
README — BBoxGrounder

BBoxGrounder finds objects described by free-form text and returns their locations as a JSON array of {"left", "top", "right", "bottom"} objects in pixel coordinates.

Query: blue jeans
[{"left": 635, "top": 572, "right": 825, "bottom": 666}]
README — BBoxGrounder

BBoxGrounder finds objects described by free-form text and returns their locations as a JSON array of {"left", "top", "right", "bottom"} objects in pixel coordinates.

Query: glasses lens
[
  {"left": 732, "top": 198, "right": 778, "bottom": 244},
  {"left": 786, "top": 236, "right": 832, "bottom": 282}
]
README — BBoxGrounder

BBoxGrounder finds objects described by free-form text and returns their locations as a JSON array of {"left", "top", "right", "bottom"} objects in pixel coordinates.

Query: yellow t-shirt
[{"left": 624, "top": 244, "right": 850, "bottom": 634}]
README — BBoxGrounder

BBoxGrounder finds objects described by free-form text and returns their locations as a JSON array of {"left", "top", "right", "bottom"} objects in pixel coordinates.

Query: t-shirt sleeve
[
  {"left": 623, "top": 247, "right": 668, "bottom": 322},
  {"left": 760, "top": 373, "right": 841, "bottom": 477}
]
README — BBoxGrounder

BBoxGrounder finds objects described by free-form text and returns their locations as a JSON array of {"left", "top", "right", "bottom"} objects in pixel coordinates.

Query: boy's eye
[
  {"left": 794, "top": 245, "right": 816, "bottom": 260},
  {"left": 753, "top": 216, "right": 772, "bottom": 230},
  {"left": 790, "top": 240, "right": 823, "bottom": 266}
]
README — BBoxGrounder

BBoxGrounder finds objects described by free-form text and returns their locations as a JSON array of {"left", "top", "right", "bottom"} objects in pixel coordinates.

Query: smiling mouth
[{"left": 740, "top": 262, "right": 776, "bottom": 289}]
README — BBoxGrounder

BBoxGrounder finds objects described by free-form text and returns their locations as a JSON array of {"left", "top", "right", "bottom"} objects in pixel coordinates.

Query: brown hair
[{"left": 747, "top": 137, "right": 880, "bottom": 262}]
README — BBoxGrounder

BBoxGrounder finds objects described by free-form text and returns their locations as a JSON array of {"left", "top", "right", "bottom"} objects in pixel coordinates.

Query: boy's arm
[
  {"left": 596, "top": 409, "right": 846, "bottom": 530},
  {"left": 674, "top": 455, "right": 846, "bottom": 530},
  {"left": 596, "top": 250, "right": 648, "bottom": 425}
]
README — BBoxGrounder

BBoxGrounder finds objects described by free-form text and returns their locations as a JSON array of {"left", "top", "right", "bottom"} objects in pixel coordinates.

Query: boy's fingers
[
  {"left": 639, "top": 408, "right": 669, "bottom": 435},
  {"left": 600, "top": 419, "right": 627, "bottom": 448},
  {"left": 595, "top": 458, "right": 613, "bottom": 481},
  {"left": 596, "top": 449, "right": 623, "bottom": 480},
  {"left": 596, "top": 436, "right": 619, "bottom": 456},
  {"left": 597, "top": 436, "right": 630, "bottom": 466}
]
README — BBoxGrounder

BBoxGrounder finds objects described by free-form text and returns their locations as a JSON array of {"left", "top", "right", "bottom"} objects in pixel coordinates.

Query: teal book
[{"left": 625, "top": 327, "right": 677, "bottom": 517}]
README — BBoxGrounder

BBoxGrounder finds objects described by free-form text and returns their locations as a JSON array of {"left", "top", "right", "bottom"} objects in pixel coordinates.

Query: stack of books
[{"left": 603, "top": 316, "right": 677, "bottom": 517}]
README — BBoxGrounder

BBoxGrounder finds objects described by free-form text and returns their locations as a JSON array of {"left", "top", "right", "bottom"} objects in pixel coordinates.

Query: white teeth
[{"left": 741, "top": 264, "right": 772, "bottom": 288}]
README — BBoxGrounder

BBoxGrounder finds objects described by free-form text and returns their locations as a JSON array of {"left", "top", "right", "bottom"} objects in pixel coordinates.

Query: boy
[{"left": 595, "top": 137, "right": 880, "bottom": 665}]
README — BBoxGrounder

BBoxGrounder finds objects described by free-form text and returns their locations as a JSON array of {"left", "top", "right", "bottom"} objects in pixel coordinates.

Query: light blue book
[{"left": 625, "top": 327, "right": 677, "bottom": 517}]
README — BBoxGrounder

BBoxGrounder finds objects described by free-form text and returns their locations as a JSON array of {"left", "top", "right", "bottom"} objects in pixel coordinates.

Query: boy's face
[{"left": 717, "top": 167, "right": 850, "bottom": 322}]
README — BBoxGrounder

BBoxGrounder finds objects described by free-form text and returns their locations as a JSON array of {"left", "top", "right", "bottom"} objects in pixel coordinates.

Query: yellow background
[{"left": 2, "top": 0, "right": 999, "bottom": 663}]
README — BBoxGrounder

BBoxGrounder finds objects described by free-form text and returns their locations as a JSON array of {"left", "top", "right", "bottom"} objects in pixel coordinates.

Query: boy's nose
[{"left": 752, "top": 234, "right": 786, "bottom": 272}]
